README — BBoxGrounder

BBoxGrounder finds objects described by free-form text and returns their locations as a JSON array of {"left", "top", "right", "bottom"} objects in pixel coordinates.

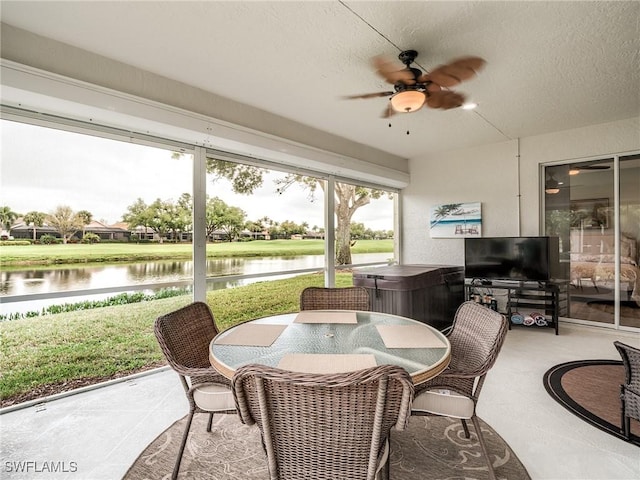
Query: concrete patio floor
[{"left": 1, "top": 322, "right": 639, "bottom": 479}]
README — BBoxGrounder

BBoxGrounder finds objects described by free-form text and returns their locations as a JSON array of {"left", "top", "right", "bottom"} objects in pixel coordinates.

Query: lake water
[{"left": 0, "top": 253, "right": 391, "bottom": 315}]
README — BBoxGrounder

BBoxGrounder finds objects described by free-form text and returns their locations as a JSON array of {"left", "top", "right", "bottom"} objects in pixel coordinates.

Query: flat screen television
[{"left": 464, "top": 236, "right": 561, "bottom": 282}]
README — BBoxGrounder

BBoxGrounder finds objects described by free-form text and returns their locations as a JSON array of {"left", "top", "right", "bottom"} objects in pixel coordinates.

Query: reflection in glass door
[
  {"left": 544, "top": 155, "right": 640, "bottom": 329},
  {"left": 619, "top": 154, "right": 640, "bottom": 328}
]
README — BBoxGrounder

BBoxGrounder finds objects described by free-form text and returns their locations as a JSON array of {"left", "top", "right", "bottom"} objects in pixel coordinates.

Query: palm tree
[
  {"left": 0, "top": 206, "right": 19, "bottom": 235},
  {"left": 23, "top": 211, "right": 46, "bottom": 242},
  {"left": 430, "top": 204, "right": 462, "bottom": 228},
  {"left": 76, "top": 210, "right": 93, "bottom": 238}
]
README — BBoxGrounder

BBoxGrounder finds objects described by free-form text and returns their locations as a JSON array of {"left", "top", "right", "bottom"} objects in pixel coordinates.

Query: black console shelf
[{"left": 465, "top": 279, "right": 570, "bottom": 335}]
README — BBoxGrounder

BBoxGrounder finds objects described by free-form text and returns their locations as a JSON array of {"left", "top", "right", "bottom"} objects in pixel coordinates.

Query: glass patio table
[{"left": 209, "top": 310, "right": 451, "bottom": 385}]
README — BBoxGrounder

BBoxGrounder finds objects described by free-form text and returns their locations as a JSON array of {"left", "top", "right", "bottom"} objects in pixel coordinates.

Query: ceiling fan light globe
[
  {"left": 545, "top": 188, "right": 560, "bottom": 195},
  {"left": 390, "top": 91, "right": 425, "bottom": 113}
]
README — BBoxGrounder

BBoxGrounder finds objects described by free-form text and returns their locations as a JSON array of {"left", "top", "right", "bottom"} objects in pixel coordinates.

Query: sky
[{"left": 0, "top": 120, "right": 394, "bottom": 231}]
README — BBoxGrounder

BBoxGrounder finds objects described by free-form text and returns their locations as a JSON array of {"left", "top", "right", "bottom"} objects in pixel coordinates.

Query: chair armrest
[
  {"left": 439, "top": 368, "right": 483, "bottom": 379},
  {"left": 440, "top": 325, "right": 453, "bottom": 336},
  {"left": 175, "top": 365, "right": 226, "bottom": 379},
  {"left": 231, "top": 379, "right": 256, "bottom": 427}
]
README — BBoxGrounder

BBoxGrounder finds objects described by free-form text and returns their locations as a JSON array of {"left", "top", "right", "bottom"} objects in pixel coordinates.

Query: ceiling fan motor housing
[{"left": 398, "top": 49, "right": 418, "bottom": 65}]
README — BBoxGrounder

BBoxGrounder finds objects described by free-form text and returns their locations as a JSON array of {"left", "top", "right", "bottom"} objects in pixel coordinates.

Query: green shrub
[
  {"left": 82, "top": 233, "right": 101, "bottom": 244},
  {"left": 40, "top": 234, "right": 58, "bottom": 244},
  {"left": 0, "top": 288, "right": 189, "bottom": 321},
  {"left": 0, "top": 240, "right": 31, "bottom": 246}
]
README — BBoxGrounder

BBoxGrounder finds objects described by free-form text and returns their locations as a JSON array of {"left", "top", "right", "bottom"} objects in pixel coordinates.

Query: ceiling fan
[
  {"left": 569, "top": 163, "right": 611, "bottom": 175},
  {"left": 345, "top": 49, "right": 485, "bottom": 118},
  {"left": 545, "top": 175, "right": 562, "bottom": 195}
]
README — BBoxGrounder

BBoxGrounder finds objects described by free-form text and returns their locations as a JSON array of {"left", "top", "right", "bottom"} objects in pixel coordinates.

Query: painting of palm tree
[{"left": 430, "top": 202, "right": 482, "bottom": 238}]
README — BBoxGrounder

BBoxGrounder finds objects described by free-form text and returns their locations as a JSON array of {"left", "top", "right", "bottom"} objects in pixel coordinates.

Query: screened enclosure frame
[{"left": 0, "top": 105, "right": 401, "bottom": 308}]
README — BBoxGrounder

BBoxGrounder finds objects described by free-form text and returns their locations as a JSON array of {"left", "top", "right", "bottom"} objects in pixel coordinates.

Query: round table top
[{"left": 209, "top": 310, "right": 451, "bottom": 385}]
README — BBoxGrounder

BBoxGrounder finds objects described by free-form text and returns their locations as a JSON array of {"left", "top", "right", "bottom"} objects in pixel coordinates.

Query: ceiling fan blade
[
  {"left": 426, "top": 82, "right": 442, "bottom": 93},
  {"left": 451, "top": 56, "right": 486, "bottom": 72},
  {"left": 343, "top": 91, "right": 394, "bottom": 100},
  {"left": 428, "top": 56, "right": 486, "bottom": 88},
  {"left": 426, "top": 90, "right": 466, "bottom": 109},
  {"left": 372, "top": 55, "right": 416, "bottom": 85}
]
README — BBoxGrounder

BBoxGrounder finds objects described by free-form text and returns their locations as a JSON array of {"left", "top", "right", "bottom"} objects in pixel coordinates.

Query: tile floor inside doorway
[{"left": 1, "top": 323, "right": 639, "bottom": 480}]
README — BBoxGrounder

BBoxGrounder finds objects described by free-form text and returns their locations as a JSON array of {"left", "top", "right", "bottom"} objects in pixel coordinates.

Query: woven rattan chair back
[
  {"left": 445, "top": 301, "right": 509, "bottom": 387},
  {"left": 299, "top": 286, "right": 370, "bottom": 311},
  {"left": 154, "top": 302, "right": 234, "bottom": 480},
  {"left": 155, "top": 301, "right": 218, "bottom": 372},
  {"left": 412, "top": 301, "right": 508, "bottom": 480},
  {"left": 614, "top": 340, "right": 640, "bottom": 441},
  {"left": 232, "top": 364, "right": 414, "bottom": 480}
]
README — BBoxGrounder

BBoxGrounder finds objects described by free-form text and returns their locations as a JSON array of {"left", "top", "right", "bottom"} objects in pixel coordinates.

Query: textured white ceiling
[{"left": 1, "top": 1, "right": 639, "bottom": 159}]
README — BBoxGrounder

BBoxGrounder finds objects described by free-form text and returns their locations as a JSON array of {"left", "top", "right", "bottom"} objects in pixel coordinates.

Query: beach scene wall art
[{"left": 430, "top": 202, "right": 482, "bottom": 238}]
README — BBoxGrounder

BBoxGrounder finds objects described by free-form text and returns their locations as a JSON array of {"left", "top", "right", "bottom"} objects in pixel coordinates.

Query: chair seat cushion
[
  {"left": 193, "top": 383, "right": 235, "bottom": 412},
  {"left": 412, "top": 388, "right": 475, "bottom": 419}
]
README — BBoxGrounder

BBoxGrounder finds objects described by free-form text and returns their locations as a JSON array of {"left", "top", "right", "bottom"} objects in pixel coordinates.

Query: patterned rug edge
[{"left": 122, "top": 414, "right": 531, "bottom": 480}]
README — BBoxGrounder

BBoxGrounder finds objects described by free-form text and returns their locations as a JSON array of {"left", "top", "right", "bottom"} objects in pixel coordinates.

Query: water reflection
[{"left": 0, "top": 253, "right": 389, "bottom": 315}]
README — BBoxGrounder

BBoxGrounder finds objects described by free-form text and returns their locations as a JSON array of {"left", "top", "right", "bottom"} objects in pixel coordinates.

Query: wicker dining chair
[
  {"left": 613, "top": 340, "right": 640, "bottom": 441},
  {"left": 411, "top": 301, "right": 508, "bottom": 480},
  {"left": 232, "top": 364, "right": 414, "bottom": 480},
  {"left": 154, "top": 302, "right": 236, "bottom": 480},
  {"left": 299, "top": 286, "right": 370, "bottom": 311}
]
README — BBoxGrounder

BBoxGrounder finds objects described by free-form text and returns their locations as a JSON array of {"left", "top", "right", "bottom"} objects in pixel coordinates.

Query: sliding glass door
[
  {"left": 544, "top": 155, "right": 640, "bottom": 329},
  {"left": 619, "top": 154, "right": 640, "bottom": 328}
]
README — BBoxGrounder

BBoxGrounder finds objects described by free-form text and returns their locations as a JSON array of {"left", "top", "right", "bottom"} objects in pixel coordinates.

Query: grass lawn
[
  {"left": 0, "top": 239, "right": 393, "bottom": 266},
  {"left": 0, "top": 273, "right": 356, "bottom": 407}
]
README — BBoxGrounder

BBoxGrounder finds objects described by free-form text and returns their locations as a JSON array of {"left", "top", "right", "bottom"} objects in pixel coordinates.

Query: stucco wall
[
  {"left": 402, "top": 117, "right": 640, "bottom": 266},
  {"left": 518, "top": 117, "right": 640, "bottom": 235}
]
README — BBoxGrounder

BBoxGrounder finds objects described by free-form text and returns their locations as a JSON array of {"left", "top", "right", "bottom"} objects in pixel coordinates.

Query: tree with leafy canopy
[
  {"left": 350, "top": 222, "right": 367, "bottom": 240},
  {"left": 220, "top": 205, "right": 246, "bottom": 242},
  {"left": 246, "top": 218, "right": 266, "bottom": 240},
  {"left": 168, "top": 193, "right": 192, "bottom": 241},
  {"left": 47, "top": 205, "right": 83, "bottom": 244},
  {"left": 23, "top": 211, "right": 46, "bottom": 242},
  {"left": 123, "top": 198, "right": 155, "bottom": 241},
  {"left": 205, "top": 195, "right": 245, "bottom": 242},
  {"left": 146, "top": 198, "right": 176, "bottom": 244},
  {"left": 279, "top": 219, "right": 306, "bottom": 237},
  {"left": 207, "top": 159, "right": 390, "bottom": 264},
  {"left": 203, "top": 196, "right": 247, "bottom": 242}
]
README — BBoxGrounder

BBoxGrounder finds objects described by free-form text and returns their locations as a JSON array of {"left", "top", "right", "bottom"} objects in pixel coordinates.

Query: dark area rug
[
  {"left": 543, "top": 359, "right": 639, "bottom": 447},
  {"left": 124, "top": 413, "right": 531, "bottom": 479}
]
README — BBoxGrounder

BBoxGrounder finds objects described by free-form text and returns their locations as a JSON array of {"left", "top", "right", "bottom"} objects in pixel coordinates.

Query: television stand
[{"left": 465, "top": 279, "right": 570, "bottom": 335}]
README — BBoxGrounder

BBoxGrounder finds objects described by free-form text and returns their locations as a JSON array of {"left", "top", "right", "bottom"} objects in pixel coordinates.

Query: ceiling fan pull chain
[{"left": 387, "top": 118, "right": 410, "bottom": 134}]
